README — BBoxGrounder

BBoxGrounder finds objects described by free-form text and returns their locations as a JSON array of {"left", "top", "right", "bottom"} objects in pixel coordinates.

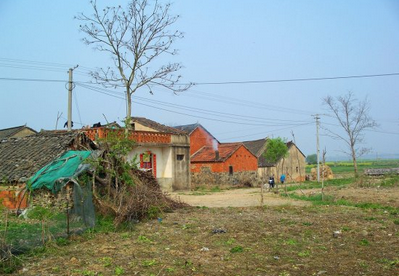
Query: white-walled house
[{"left": 85, "top": 117, "right": 191, "bottom": 191}]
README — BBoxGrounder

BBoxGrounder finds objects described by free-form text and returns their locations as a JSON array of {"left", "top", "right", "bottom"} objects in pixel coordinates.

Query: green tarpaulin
[{"left": 28, "top": 150, "right": 92, "bottom": 193}]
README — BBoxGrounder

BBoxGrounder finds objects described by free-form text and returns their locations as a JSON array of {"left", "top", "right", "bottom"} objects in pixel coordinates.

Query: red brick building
[
  {"left": 175, "top": 123, "right": 219, "bottom": 156},
  {"left": 175, "top": 124, "right": 258, "bottom": 187},
  {"left": 191, "top": 143, "right": 258, "bottom": 174}
]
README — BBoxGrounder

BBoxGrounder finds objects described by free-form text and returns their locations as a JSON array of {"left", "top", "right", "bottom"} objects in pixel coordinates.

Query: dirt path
[{"left": 171, "top": 187, "right": 311, "bottom": 207}]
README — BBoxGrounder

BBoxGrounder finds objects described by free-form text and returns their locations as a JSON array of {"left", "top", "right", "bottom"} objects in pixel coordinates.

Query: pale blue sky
[{"left": 1, "top": 0, "right": 398, "bottom": 159}]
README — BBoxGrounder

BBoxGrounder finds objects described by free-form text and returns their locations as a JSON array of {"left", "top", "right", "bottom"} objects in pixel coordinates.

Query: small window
[
  {"left": 229, "top": 165, "right": 234, "bottom": 175},
  {"left": 296, "top": 167, "right": 299, "bottom": 173},
  {"left": 177, "top": 154, "right": 184, "bottom": 161}
]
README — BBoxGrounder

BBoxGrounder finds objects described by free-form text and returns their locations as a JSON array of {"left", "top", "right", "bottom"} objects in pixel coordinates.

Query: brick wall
[
  {"left": 190, "top": 127, "right": 218, "bottom": 155},
  {"left": 0, "top": 186, "right": 28, "bottom": 210},
  {"left": 191, "top": 145, "right": 258, "bottom": 173}
]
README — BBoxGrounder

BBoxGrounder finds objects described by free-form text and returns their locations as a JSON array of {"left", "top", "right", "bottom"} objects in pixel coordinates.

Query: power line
[
  {"left": 76, "top": 83, "right": 313, "bottom": 126},
  {"left": 0, "top": 77, "right": 91, "bottom": 83},
  {"left": 191, "top": 72, "right": 399, "bottom": 85},
  {"left": 221, "top": 123, "right": 314, "bottom": 141}
]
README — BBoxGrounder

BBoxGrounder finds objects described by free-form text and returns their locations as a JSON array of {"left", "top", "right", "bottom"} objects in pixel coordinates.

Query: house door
[{"left": 139, "top": 151, "right": 157, "bottom": 177}]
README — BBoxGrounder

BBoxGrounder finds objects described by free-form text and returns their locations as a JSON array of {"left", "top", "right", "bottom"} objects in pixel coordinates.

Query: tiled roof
[
  {"left": 0, "top": 125, "right": 37, "bottom": 140},
  {"left": 174, "top": 123, "right": 220, "bottom": 144},
  {"left": 173, "top": 123, "right": 200, "bottom": 134},
  {"left": 243, "top": 138, "right": 268, "bottom": 157},
  {"left": 0, "top": 132, "right": 94, "bottom": 183},
  {"left": 191, "top": 143, "right": 242, "bottom": 162},
  {"left": 243, "top": 139, "right": 305, "bottom": 167},
  {"left": 132, "top": 117, "right": 186, "bottom": 135}
]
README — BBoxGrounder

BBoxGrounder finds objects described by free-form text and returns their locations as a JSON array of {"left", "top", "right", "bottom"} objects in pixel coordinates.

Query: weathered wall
[
  {"left": 128, "top": 144, "right": 191, "bottom": 191},
  {"left": 0, "top": 185, "right": 28, "bottom": 210},
  {"left": 11, "top": 128, "right": 36, "bottom": 138},
  {"left": 191, "top": 166, "right": 258, "bottom": 188},
  {"left": 190, "top": 127, "right": 218, "bottom": 155},
  {"left": 172, "top": 146, "right": 191, "bottom": 191},
  {"left": 259, "top": 145, "right": 306, "bottom": 183},
  {"left": 133, "top": 122, "right": 157, "bottom": 132}
]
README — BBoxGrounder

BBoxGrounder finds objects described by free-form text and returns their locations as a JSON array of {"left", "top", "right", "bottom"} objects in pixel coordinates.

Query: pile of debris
[
  {"left": 364, "top": 168, "right": 399, "bottom": 176},
  {"left": 91, "top": 167, "right": 188, "bottom": 226}
]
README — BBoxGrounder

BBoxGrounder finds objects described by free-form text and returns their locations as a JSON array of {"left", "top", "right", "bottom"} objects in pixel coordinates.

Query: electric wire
[
  {"left": 220, "top": 122, "right": 314, "bottom": 141},
  {"left": 190, "top": 72, "right": 399, "bottom": 85},
  {"left": 76, "top": 83, "right": 314, "bottom": 127},
  {"left": 73, "top": 90, "right": 83, "bottom": 128}
]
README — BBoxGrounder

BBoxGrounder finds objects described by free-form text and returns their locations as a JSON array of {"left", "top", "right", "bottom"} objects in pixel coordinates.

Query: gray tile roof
[
  {"left": 174, "top": 123, "right": 200, "bottom": 134},
  {"left": 132, "top": 117, "right": 186, "bottom": 135},
  {"left": 242, "top": 138, "right": 268, "bottom": 157},
  {"left": 0, "top": 131, "right": 95, "bottom": 183},
  {"left": 0, "top": 125, "right": 37, "bottom": 140}
]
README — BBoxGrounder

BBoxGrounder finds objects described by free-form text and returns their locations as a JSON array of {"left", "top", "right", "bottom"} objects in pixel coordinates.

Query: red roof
[{"left": 191, "top": 143, "right": 242, "bottom": 162}]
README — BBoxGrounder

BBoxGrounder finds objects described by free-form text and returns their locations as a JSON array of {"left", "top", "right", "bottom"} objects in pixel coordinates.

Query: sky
[{"left": 1, "top": 0, "right": 399, "bottom": 160}]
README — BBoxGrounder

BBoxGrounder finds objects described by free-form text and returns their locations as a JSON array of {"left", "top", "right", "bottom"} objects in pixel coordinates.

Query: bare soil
[
  {"left": 11, "top": 185, "right": 399, "bottom": 276},
  {"left": 171, "top": 188, "right": 311, "bottom": 208}
]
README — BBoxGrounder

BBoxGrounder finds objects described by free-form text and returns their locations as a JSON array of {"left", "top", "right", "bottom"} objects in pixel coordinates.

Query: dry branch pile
[{"left": 94, "top": 169, "right": 188, "bottom": 225}]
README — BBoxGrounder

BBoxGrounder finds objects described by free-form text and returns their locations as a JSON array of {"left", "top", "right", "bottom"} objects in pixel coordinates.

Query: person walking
[
  {"left": 280, "top": 174, "right": 286, "bottom": 184},
  {"left": 268, "top": 176, "right": 275, "bottom": 189}
]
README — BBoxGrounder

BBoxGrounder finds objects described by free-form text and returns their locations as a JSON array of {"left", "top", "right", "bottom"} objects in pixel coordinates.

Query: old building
[
  {"left": 243, "top": 138, "right": 306, "bottom": 183},
  {"left": 190, "top": 143, "right": 258, "bottom": 187},
  {"left": 175, "top": 124, "right": 258, "bottom": 187},
  {"left": 0, "top": 125, "right": 37, "bottom": 140},
  {"left": 85, "top": 117, "right": 191, "bottom": 191},
  {"left": 0, "top": 131, "right": 96, "bottom": 209},
  {"left": 174, "top": 123, "right": 219, "bottom": 156}
]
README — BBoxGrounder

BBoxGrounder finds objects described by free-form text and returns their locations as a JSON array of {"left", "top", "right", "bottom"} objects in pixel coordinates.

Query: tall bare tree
[
  {"left": 77, "top": 0, "right": 191, "bottom": 124},
  {"left": 323, "top": 92, "right": 378, "bottom": 175}
]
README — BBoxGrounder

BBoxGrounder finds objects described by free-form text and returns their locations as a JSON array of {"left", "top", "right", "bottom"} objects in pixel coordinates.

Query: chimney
[{"left": 215, "top": 150, "right": 220, "bottom": 160}]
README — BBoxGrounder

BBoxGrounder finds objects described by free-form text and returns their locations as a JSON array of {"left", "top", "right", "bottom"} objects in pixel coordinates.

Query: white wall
[{"left": 127, "top": 146, "right": 173, "bottom": 179}]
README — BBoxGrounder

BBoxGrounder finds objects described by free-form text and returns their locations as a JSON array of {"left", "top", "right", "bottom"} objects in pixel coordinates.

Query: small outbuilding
[{"left": 243, "top": 138, "right": 306, "bottom": 183}]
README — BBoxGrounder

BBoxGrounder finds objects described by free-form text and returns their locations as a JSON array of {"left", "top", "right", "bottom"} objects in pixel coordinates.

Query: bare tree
[
  {"left": 323, "top": 92, "right": 378, "bottom": 175},
  {"left": 76, "top": 0, "right": 191, "bottom": 124}
]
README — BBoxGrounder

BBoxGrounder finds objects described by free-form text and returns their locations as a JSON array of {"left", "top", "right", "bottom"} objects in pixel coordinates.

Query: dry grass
[{"left": 16, "top": 198, "right": 399, "bottom": 276}]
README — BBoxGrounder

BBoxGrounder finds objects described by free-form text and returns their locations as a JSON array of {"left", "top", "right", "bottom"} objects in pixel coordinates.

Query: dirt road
[{"left": 171, "top": 187, "right": 311, "bottom": 208}]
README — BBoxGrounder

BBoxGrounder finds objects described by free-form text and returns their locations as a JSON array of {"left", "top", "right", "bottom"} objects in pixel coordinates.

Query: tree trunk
[
  {"left": 351, "top": 146, "right": 358, "bottom": 176},
  {"left": 126, "top": 87, "right": 132, "bottom": 130}
]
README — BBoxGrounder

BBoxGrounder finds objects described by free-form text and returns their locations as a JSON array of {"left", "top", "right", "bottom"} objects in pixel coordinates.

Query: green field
[{"left": 306, "top": 159, "right": 399, "bottom": 175}]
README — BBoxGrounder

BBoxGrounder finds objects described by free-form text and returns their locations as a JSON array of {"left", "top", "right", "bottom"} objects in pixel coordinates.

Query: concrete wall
[
  {"left": 128, "top": 146, "right": 173, "bottom": 190},
  {"left": 133, "top": 122, "right": 157, "bottom": 132},
  {"left": 172, "top": 146, "right": 191, "bottom": 190},
  {"left": 127, "top": 143, "right": 190, "bottom": 191}
]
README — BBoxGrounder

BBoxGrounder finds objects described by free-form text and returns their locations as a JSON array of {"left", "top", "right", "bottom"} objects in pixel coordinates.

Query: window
[
  {"left": 229, "top": 165, "right": 234, "bottom": 175},
  {"left": 177, "top": 154, "right": 184, "bottom": 161},
  {"left": 296, "top": 167, "right": 299, "bottom": 173}
]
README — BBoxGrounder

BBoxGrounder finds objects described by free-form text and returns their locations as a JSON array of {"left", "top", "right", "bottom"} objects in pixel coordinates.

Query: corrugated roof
[
  {"left": 0, "top": 132, "right": 94, "bottom": 183},
  {"left": 132, "top": 117, "right": 186, "bottom": 135},
  {"left": 191, "top": 143, "right": 242, "bottom": 162}
]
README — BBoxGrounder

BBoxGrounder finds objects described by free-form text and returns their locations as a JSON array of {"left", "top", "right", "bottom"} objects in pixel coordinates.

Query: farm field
[
  {"left": 3, "top": 176, "right": 399, "bottom": 276},
  {"left": 306, "top": 159, "right": 399, "bottom": 176}
]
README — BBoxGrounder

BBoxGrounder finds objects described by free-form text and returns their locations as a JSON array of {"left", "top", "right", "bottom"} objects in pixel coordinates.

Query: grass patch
[
  {"left": 285, "top": 178, "right": 353, "bottom": 192},
  {"left": 230, "top": 245, "right": 244, "bottom": 253}
]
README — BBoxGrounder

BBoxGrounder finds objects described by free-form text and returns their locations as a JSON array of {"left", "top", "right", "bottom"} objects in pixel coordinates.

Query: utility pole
[
  {"left": 312, "top": 115, "right": 321, "bottom": 182},
  {"left": 67, "top": 65, "right": 79, "bottom": 131}
]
